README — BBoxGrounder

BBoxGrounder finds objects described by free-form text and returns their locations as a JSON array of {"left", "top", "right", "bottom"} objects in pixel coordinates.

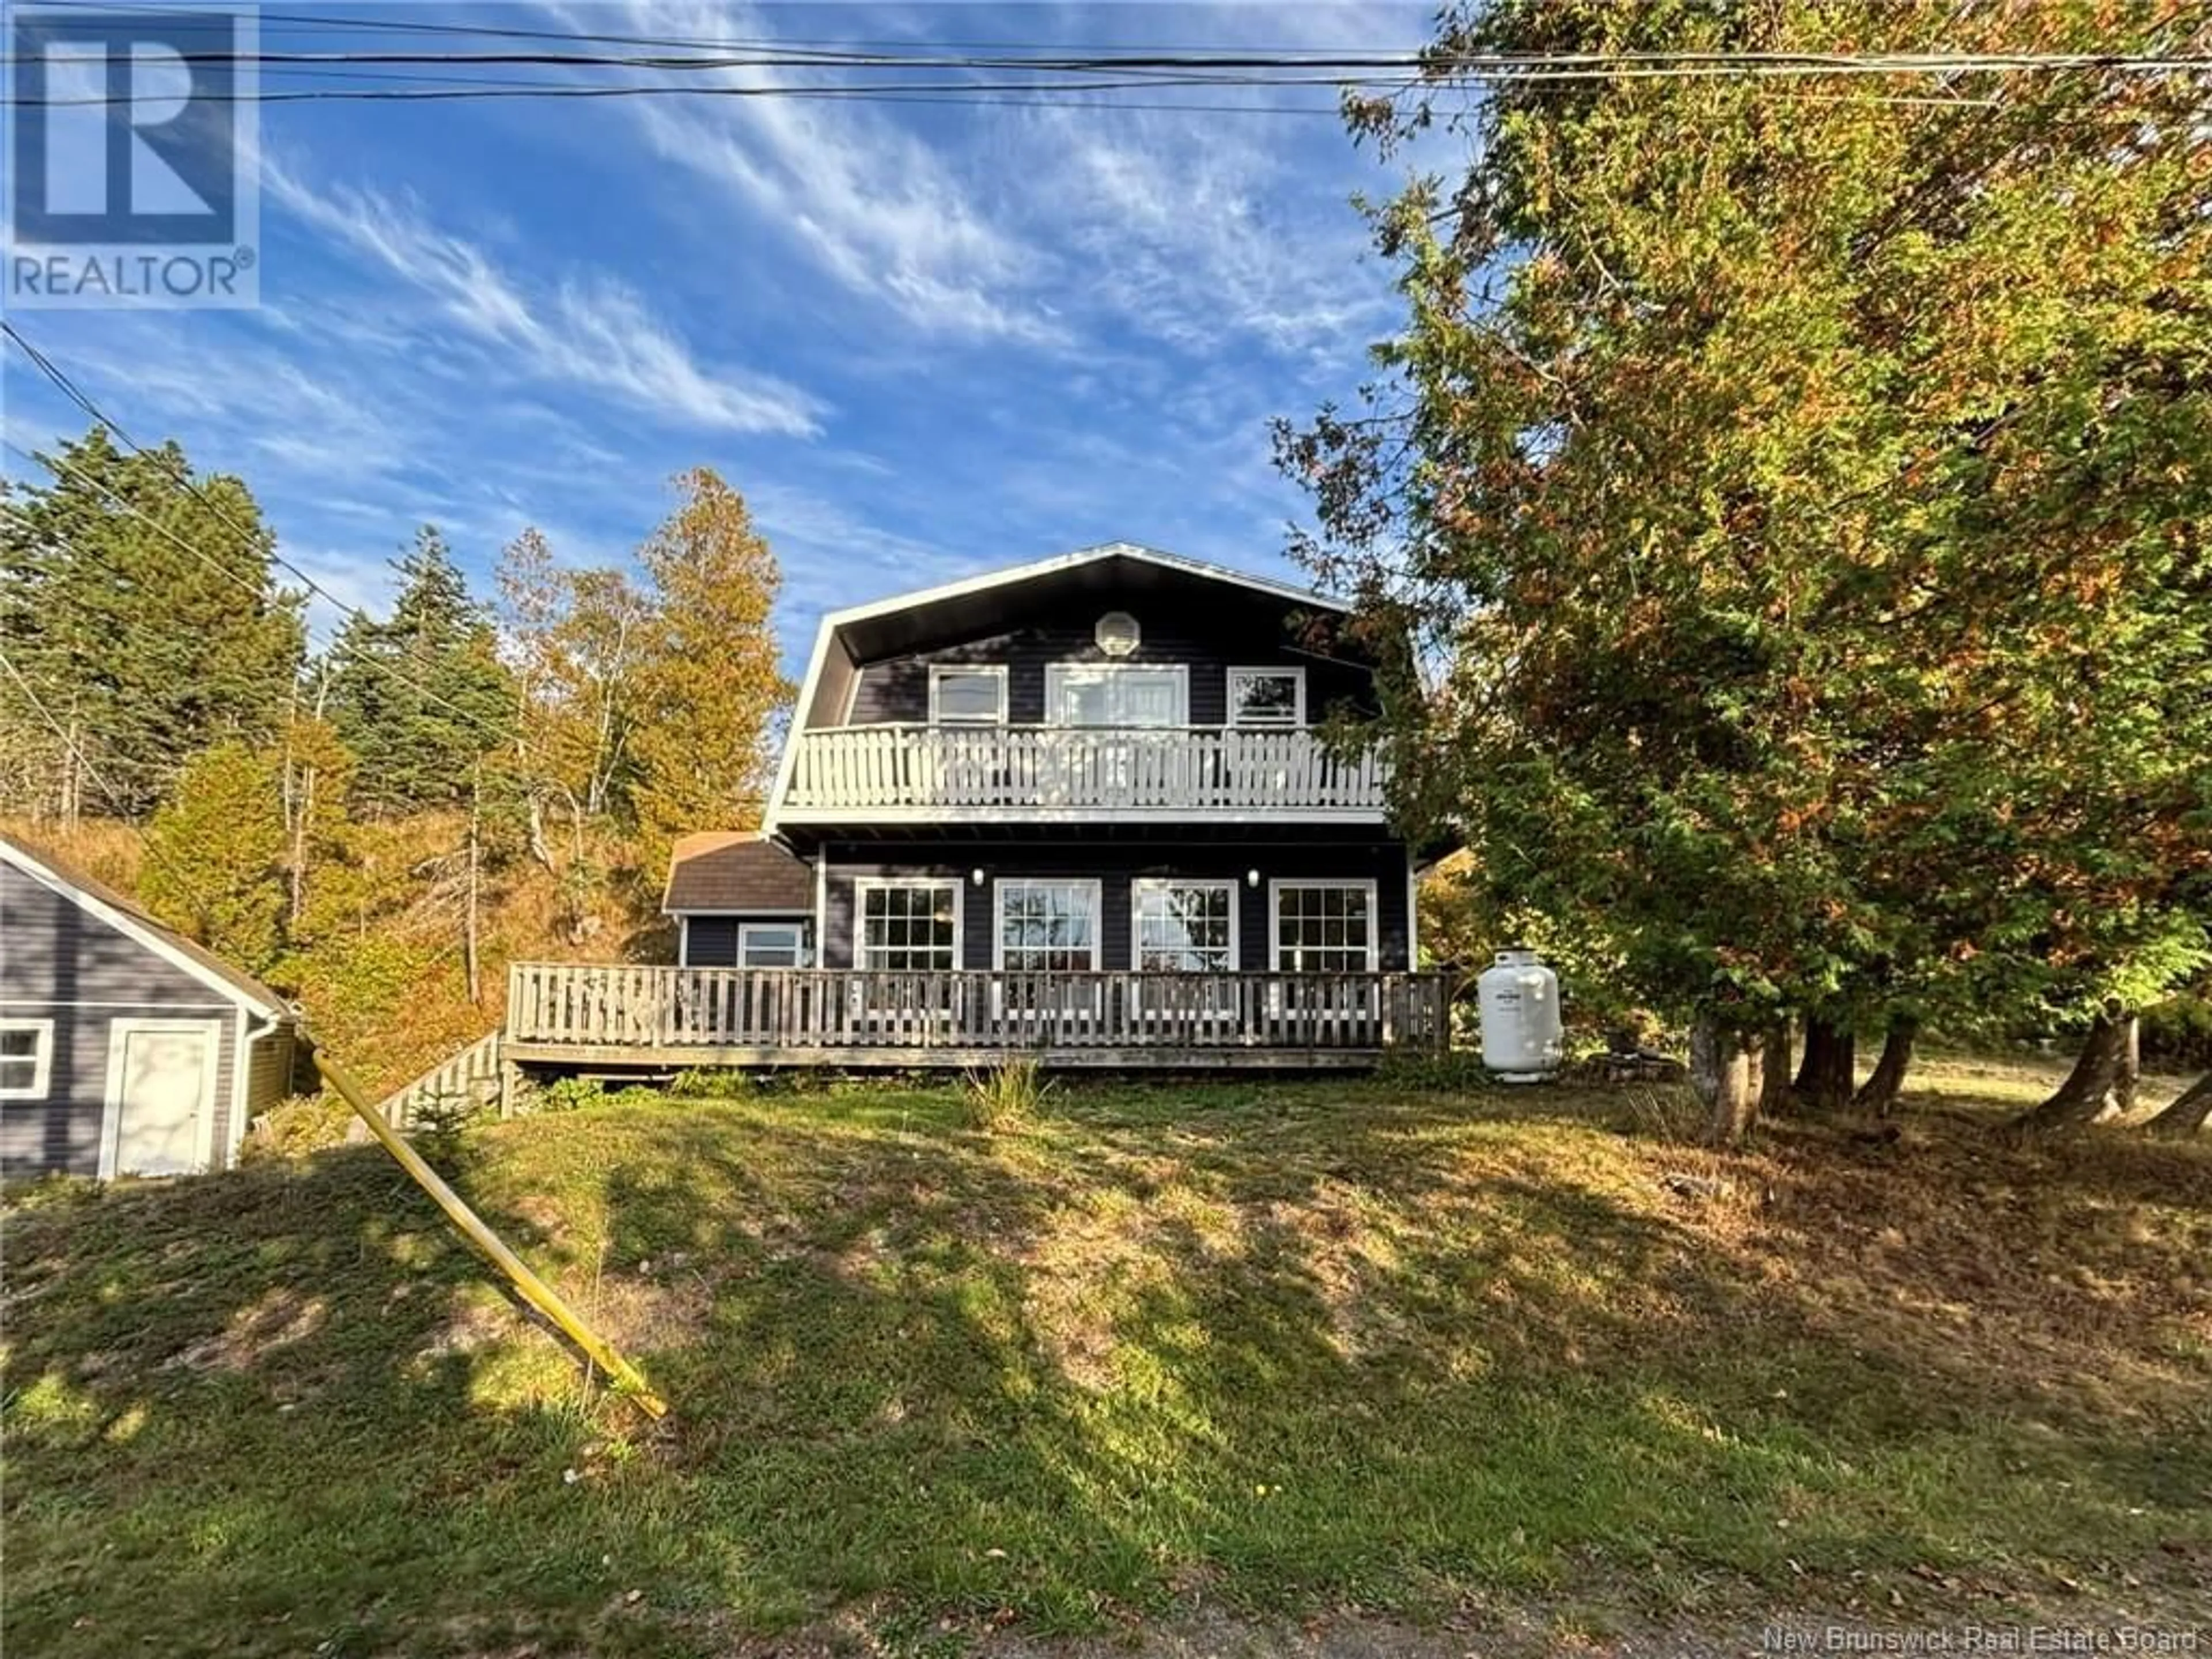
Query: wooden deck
[{"left": 505, "top": 963, "right": 1450, "bottom": 1070}]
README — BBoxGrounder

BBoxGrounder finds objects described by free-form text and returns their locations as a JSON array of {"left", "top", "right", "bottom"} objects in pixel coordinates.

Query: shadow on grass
[{"left": 5, "top": 1078, "right": 2211, "bottom": 1658}]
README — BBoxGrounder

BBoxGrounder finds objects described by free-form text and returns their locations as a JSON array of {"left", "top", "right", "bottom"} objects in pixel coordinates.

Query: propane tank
[{"left": 1478, "top": 948, "right": 1563, "bottom": 1082}]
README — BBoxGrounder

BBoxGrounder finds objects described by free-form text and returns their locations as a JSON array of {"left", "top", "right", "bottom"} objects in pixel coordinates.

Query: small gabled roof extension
[
  {"left": 0, "top": 831, "right": 289, "bottom": 1017},
  {"left": 662, "top": 832, "right": 813, "bottom": 914}
]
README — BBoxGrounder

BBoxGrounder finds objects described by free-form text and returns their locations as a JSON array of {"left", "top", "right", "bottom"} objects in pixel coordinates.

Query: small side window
[
  {"left": 737, "top": 923, "right": 809, "bottom": 968},
  {"left": 1227, "top": 667, "right": 1305, "bottom": 728},
  {"left": 0, "top": 1020, "right": 55, "bottom": 1101},
  {"left": 929, "top": 666, "right": 1007, "bottom": 725}
]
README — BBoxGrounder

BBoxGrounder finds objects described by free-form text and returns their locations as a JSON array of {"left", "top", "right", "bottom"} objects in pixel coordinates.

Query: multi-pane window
[
  {"left": 997, "top": 880, "right": 1099, "bottom": 972},
  {"left": 858, "top": 882, "right": 959, "bottom": 970},
  {"left": 0, "top": 1020, "right": 54, "bottom": 1100},
  {"left": 1134, "top": 880, "right": 1235, "bottom": 972},
  {"left": 1273, "top": 882, "right": 1374, "bottom": 972},
  {"left": 929, "top": 666, "right": 1007, "bottom": 724},
  {"left": 737, "top": 923, "right": 809, "bottom": 968},
  {"left": 1227, "top": 667, "right": 1304, "bottom": 728}
]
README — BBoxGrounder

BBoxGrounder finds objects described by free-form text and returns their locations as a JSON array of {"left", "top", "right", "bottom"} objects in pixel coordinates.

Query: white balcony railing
[{"left": 777, "top": 725, "right": 1388, "bottom": 819}]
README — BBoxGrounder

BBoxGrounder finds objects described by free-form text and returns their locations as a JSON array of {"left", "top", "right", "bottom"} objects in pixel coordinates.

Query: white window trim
[
  {"left": 1226, "top": 665, "right": 1306, "bottom": 728},
  {"left": 991, "top": 878, "right": 1105, "bottom": 971},
  {"left": 0, "top": 1017, "right": 55, "bottom": 1101},
  {"left": 99, "top": 1017, "right": 222, "bottom": 1179},
  {"left": 737, "top": 921, "right": 810, "bottom": 968},
  {"left": 851, "top": 876, "right": 964, "bottom": 971},
  {"left": 1268, "top": 878, "right": 1380, "bottom": 972},
  {"left": 927, "top": 664, "right": 1009, "bottom": 725},
  {"left": 1129, "top": 878, "right": 1240, "bottom": 972},
  {"left": 1043, "top": 662, "right": 1190, "bottom": 728}
]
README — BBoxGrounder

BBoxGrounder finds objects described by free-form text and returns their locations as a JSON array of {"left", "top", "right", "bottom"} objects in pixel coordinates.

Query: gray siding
[
  {"left": 1, "top": 861, "right": 244, "bottom": 1178},
  {"left": 844, "top": 607, "right": 1375, "bottom": 728},
  {"left": 821, "top": 840, "right": 1411, "bottom": 973},
  {"left": 684, "top": 915, "right": 816, "bottom": 968}
]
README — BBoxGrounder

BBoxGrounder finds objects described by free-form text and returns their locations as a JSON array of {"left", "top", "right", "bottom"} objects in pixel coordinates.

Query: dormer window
[
  {"left": 929, "top": 665, "right": 1007, "bottom": 724},
  {"left": 1227, "top": 666, "right": 1305, "bottom": 728}
]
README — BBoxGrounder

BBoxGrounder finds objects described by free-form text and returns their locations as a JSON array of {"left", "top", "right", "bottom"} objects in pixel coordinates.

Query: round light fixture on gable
[{"left": 1095, "top": 611, "right": 1141, "bottom": 657}]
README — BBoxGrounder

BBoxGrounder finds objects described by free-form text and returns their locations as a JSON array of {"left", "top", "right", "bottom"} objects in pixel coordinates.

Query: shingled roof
[{"left": 662, "top": 833, "right": 813, "bottom": 914}]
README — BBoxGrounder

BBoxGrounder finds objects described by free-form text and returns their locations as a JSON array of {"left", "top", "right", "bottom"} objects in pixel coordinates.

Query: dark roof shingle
[{"left": 662, "top": 834, "right": 812, "bottom": 914}]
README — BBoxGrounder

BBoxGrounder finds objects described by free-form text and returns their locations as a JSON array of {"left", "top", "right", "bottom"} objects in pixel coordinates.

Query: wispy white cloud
[
  {"left": 263, "top": 158, "right": 827, "bottom": 437},
  {"left": 565, "top": 0, "right": 1059, "bottom": 343}
]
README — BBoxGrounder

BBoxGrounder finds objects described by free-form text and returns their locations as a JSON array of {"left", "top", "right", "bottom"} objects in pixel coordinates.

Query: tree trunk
[
  {"left": 1793, "top": 1018, "right": 1857, "bottom": 1112},
  {"left": 1759, "top": 1017, "right": 1793, "bottom": 1118},
  {"left": 2017, "top": 1008, "right": 2130, "bottom": 1131},
  {"left": 2113, "top": 1015, "right": 2141, "bottom": 1115},
  {"left": 1692, "top": 1018, "right": 1763, "bottom": 1146},
  {"left": 463, "top": 769, "right": 483, "bottom": 1006},
  {"left": 2145, "top": 1070, "right": 2212, "bottom": 1138},
  {"left": 1852, "top": 1014, "right": 1918, "bottom": 1116}
]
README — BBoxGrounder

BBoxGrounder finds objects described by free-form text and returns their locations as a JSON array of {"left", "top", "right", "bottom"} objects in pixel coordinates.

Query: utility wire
[
  {"left": 2, "top": 322, "right": 505, "bottom": 721},
  {"left": 1, "top": 416, "right": 520, "bottom": 755}
]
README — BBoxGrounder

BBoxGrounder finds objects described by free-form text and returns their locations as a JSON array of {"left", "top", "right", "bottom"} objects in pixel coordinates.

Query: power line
[
  {"left": 1, "top": 426, "right": 517, "bottom": 755},
  {"left": 2, "top": 322, "right": 501, "bottom": 716}
]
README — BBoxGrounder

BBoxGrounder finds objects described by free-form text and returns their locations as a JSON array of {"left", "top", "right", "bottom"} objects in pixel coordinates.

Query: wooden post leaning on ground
[{"left": 312, "top": 1049, "right": 669, "bottom": 1419}]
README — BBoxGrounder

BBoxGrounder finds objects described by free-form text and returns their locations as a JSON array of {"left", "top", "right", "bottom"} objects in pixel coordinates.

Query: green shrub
[
  {"left": 666, "top": 1067, "right": 755, "bottom": 1100},
  {"left": 1376, "top": 1049, "right": 1500, "bottom": 1092},
  {"left": 408, "top": 1090, "right": 482, "bottom": 1165},
  {"left": 962, "top": 1057, "right": 1051, "bottom": 1131},
  {"left": 534, "top": 1075, "right": 608, "bottom": 1114}
]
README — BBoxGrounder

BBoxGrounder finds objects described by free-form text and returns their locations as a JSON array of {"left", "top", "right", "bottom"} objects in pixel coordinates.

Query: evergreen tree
[
  {"left": 141, "top": 741, "right": 289, "bottom": 974},
  {"left": 1284, "top": 0, "right": 2212, "bottom": 1139},
  {"left": 325, "top": 527, "right": 513, "bottom": 816},
  {"left": 0, "top": 425, "right": 305, "bottom": 819}
]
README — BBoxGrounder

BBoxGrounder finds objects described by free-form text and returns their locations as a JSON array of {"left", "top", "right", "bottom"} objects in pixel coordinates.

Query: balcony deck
[
  {"left": 505, "top": 964, "right": 1449, "bottom": 1071},
  {"left": 777, "top": 725, "right": 1388, "bottom": 823}
]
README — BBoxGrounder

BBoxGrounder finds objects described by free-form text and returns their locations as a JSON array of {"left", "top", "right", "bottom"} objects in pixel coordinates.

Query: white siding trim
[
  {"left": 0, "top": 1017, "right": 55, "bottom": 1100},
  {"left": 677, "top": 915, "right": 691, "bottom": 968},
  {"left": 99, "top": 1016, "right": 224, "bottom": 1179},
  {"left": 814, "top": 851, "right": 828, "bottom": 966},
  {"left": 1267, "top": 879, "right": 1381, "bottom": 973}
]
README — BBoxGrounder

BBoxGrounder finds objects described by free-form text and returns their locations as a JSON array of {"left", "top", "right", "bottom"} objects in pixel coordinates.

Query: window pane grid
[
  {"left": 860, "top": 884, "right": 958, "bottom": 971},
  {"left": 1274, "top": 885, "right": 1372, "bottom": 972},
  {"left": 1135, "top": 882, "right": 1233, "bottom": 972},
  {"left": 999, "top": 881, "right": 1099, "bottom": 972}
]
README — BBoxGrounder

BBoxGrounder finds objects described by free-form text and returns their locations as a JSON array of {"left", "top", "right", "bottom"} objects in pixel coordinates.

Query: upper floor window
[
  {"left": 929, "top": 665, "right": 1007, "bottom": 725},
  {"left": 1227, "top": 666, "right": 1305, "bottom": 728}
]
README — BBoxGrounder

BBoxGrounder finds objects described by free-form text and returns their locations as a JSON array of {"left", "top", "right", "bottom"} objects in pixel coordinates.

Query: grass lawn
[{"left": 5, "top": 1059, "right": 2210, "bottom": 1657}]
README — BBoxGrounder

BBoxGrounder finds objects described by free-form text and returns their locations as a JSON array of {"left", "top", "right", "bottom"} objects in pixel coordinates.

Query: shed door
[{"left": 105, "top": 1021, "right": 219, "bottom": 1177}]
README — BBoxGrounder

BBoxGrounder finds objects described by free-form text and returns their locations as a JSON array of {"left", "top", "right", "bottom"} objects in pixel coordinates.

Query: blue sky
[{"left": 1, "top": 2, "right": 1446, "bottom": 665}]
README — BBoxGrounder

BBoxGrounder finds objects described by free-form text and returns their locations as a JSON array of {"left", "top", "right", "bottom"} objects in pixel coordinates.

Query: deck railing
[
  {"left": 779, "top": 725, "right": 1388, "bottom": 817},
  {"left": 506, "top": 964, "right": 1448, "bottom": 1056}
]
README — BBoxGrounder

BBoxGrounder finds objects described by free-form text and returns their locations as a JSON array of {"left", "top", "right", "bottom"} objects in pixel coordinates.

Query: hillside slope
[{"left": 6, "top": 1067, "right": 2210, "bottom": 1657}]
